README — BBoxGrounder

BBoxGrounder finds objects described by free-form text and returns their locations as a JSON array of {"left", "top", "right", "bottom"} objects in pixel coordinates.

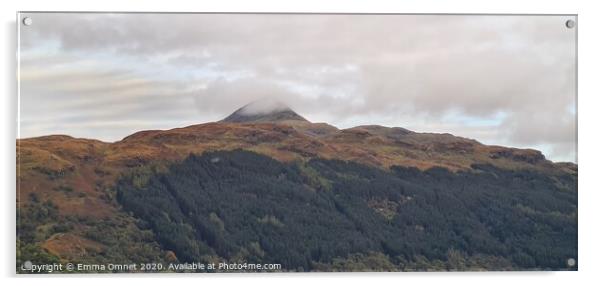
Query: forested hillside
[{"left": 116, "top": 150, "right": 577, "bottom": 271}]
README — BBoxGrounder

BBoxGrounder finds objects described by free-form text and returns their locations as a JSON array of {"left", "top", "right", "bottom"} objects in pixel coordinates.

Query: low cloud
[{"left": 239, "top": 100, "right": 290, "bottom": 116}]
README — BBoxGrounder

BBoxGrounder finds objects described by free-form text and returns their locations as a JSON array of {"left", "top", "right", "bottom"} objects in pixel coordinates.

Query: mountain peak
[{"left": 221, "top": 100, "right": 309, "bottom": 123}]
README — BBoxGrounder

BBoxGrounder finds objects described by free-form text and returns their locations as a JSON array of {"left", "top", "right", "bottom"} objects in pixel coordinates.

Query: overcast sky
[{"left": 18, "top": 13, "right": 576, "bottom": 162}]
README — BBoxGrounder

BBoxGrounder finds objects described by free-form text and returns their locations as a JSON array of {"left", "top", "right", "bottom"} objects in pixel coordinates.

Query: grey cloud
[
  {"left": 194, "top": 78, "right": 308, "bottom": 116},
  {"left": 19, "top": 50, "right": 204, "bottom": 141}
]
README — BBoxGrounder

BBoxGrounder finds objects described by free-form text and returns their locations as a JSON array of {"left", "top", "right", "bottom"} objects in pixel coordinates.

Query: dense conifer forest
[{"left": 116, "top": 150, "right": 577, "bottom": 271}]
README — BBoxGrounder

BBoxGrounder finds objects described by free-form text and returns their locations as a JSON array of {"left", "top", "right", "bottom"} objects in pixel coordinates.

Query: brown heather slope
[{"left": 16, "top": 116, "right": 576, "bottom": 262}]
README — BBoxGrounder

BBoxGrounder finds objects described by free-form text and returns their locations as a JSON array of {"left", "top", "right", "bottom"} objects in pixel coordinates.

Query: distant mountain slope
[{"left": 16, "top": 102, "right": 577, "bottom": 272}]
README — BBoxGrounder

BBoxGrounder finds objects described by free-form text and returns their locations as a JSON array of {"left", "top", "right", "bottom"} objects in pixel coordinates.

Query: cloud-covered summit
[{"left": 222, "top": 100, "right": 308, "bottom": 123}]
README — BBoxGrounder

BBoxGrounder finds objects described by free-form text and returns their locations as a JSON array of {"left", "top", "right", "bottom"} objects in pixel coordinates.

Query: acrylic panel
[{"left": 17, "top": 13, "right": 577, "bottom": 273}]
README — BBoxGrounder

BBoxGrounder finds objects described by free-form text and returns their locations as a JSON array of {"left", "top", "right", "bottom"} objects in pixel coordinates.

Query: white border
[{"left": 3, "top": 1, "right": 601, "bottom": 285}]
